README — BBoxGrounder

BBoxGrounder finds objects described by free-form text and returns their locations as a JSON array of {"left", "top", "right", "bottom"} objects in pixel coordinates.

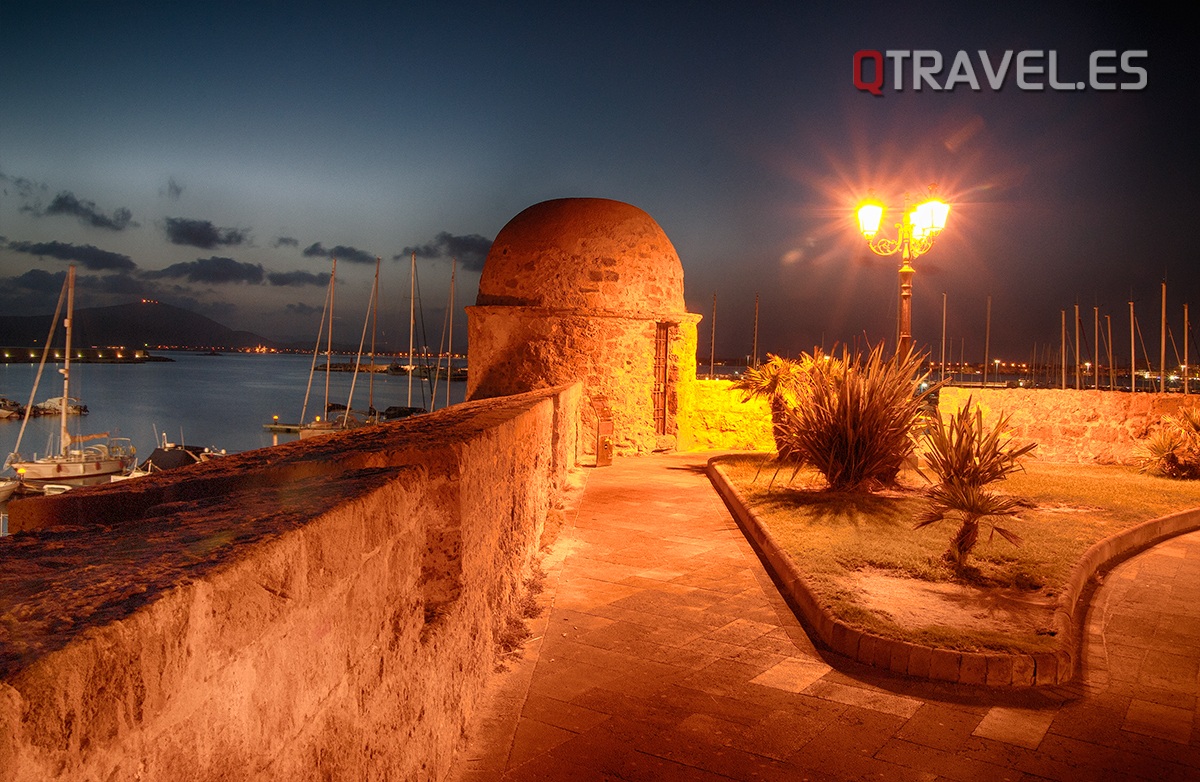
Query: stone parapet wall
[
  {"left": 673, "top": 380, "right": 1189, "bottom": 463},
  {"left": 679, "top": 379, "right": 774, "bottom": 452},
  {"left": 0, "top": 384, "right": 580, "bottom": 781},
  {"left": 939, "top": 386, "right": 1188, "bottom": 464}
]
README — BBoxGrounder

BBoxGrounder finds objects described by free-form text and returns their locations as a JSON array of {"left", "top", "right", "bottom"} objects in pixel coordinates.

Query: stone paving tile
[
  {"left": 876, "top": 737, "right": 1019, "bottom": 781},
  {"left": 449, "top": 455, "right": 1200, "bottom": 781},
  {"left": 1044, "top": 732, "right": 1197, "bottom": 780},
  {"left": 518, "top": 693, "right": 609, "bottom": 734},
  {"left": 642, "top": 728, "right": 839, "bottom": 782},
  {"left": 1123, "top": 699, "right": 1194, "bottom": 744},
  {"left": 750, "top": 656, "right": 832, "bottom": 693},
  {"left": 505, "top": 718, "right": 577, "bottom": 769},
  {"left": 536, "top": 719, "right": 736, "bottom": 782},
  {"left": 803, "top": 678, "right": 925, "bottom": 719},
  {"left": 972, "top": 706, "right": 1057, "bottom": 749},
  {"left": 894, "top": 703, "right": 986, "bottom": 752}
]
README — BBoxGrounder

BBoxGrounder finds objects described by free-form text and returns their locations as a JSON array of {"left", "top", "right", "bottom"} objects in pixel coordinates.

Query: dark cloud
[
  {"left": 267, "top": 270, "right": 330, "bottom": 287},
  {"left": 0, "top": 170, "right": 45, "bottom": 201},
  {"left": 0, "top": 269, "right": 157, "bottom": 315},
  {"left": 38, "top": 191, "right": 137, "bottom": 230},
  {"left": 398, "top": 231, "right": 491, "bottom": 272},
  {"left": 162, "top": 176, "right": 184, "bottom": 201},
  {"left": 142, "top": 256, "right": 264, "bottom": 284},
  {"left": 273, "top": 236, "right": 299, "bottom": 248},
  {"left": 164, "top": 217, "right": 249, "bottom": 249},
  {"left": 9, "top": 268, "right": 66, "bottom": 294},
  {"left": 77, "top": 272, "right": 148, "bottom": 295},
  {"left": 7, "top": 239, "right": 137, "bottom": 271},
  {"left": 302, "top": 242, "right": 376, "bottom": 265},
  {"left": 286, "top": 302, "right": 324, "bottom": 316}
]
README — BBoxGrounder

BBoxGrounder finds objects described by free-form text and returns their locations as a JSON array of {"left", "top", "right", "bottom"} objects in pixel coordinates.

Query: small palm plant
[
  {"left": 729, "top": 354, "right": 806, "bottom": 460},
  {"left": 915, "top": 399, "right": 1036, "bottom": 570},
  {"left": 775, "top": 343, "right": 933, "bottom": 491},
  {"left": 1135, "top": 408, "right": 1200, "bottom": 479}
]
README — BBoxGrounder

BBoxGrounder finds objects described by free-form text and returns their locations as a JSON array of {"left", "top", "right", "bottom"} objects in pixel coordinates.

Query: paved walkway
[{"left": 452, "top": 453, "right": 1200, "bottom": 781}]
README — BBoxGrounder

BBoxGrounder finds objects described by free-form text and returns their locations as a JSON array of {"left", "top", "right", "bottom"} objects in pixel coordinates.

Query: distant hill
[{"left": 0, "top": 301, "right": 274, "bottom": 350}]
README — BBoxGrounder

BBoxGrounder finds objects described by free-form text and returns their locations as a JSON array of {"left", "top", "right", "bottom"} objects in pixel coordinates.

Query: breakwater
[{"left": 0, "top": 347, "right": 171, "bottom": 364}]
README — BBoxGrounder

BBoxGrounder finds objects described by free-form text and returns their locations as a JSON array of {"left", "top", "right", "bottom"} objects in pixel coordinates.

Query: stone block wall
[
  {"left": 939, "top": 386, "right": 1189, "bottom": 464},
  {"left": 679, "top": 379, "right": 774, "bottom": 452},
  {"left": 673, "top": 380, "right": 1189, "bottom": 463},
  {"left": 0, "top": 384, "right": 580, "bottom": 781}
]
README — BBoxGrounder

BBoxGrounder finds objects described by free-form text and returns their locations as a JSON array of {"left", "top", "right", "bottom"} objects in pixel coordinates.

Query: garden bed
[{"left": 713, "top": 453, "right": 1200, "bottom": 656}]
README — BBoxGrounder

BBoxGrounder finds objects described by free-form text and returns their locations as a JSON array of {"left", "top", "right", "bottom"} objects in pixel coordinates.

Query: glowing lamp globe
[
  {"left": 915, "top": 198, "right": 949, "bottom": 234},
  {"left": 856, "top": 200, "right": 884, "bottom": 238}
]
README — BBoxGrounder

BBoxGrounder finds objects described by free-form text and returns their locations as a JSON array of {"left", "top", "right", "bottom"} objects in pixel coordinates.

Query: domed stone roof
[{"left": 477, "top": 198, "right": 686, "bottom": 314}]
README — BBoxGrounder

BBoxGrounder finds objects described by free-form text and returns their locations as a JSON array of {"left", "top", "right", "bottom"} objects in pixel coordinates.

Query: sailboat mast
[
  {"left": 369, "top": 257, "right": 379, "bottom": 413},
  {"left": 408, "top": 251, "right": 416, "bottom": 407},
  {"left": 325, "top": 258, "right": 336, "bottom": 418},
  {"left": 708, "top": 292, "right": 716, "bottom": 378},
  {"left": 446, "top": 258, "right": 456, "bottom": 410},
  {"left": 60, "top": 265, "right": 75, "bottom": 457},
  {"left": 751, "top": 292, "right": 759, "bottom": 368}
]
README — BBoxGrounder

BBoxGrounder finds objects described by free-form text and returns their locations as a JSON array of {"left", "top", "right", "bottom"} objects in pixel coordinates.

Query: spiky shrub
[
  {"left": 915, "top": 399, "right": 1036, "bottom": 569},
  {"left": 730, "top": 352, "right": 844, "bottom": 462},
  {"left": 775, "top": 344, "right": 932, "bottom": 491},
  {"left": 1135, "top": 408, "right": 1200, "bottom": 479}
]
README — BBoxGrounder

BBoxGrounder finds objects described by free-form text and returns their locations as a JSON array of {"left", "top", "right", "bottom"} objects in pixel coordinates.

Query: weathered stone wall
[
  {"left": 0, "top": 385, "right": 580, "bottom": 781},
  {"left": 671, "top": 381, "right": 1189, "bottom": 463},
  {"left": 679, "top": 379, "right": 774, "bottom": 451},
  {"left": 467, "top": 306, "right": 699, "bottom": 456},
  {"left": 939, "top": 386, "right": 1190, "bottom": 464}
]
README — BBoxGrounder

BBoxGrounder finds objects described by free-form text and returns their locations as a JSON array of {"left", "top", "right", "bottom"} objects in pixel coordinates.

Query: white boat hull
[{"left": 14, "top": 455, "right": 132, "bottom": 482}]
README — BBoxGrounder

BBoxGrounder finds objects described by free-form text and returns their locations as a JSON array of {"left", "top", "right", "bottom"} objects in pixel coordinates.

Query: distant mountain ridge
[{"left": 0, "top": 301, "right": 274, "bottom": 349}]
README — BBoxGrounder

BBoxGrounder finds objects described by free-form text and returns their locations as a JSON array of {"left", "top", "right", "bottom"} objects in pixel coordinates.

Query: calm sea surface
[{"left": 1, "top": 351, "right": 467, "bottom": 462}]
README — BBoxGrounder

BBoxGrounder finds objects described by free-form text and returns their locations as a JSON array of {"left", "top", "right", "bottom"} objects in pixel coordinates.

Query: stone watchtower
[{"left": 466, "top": 198, "right": 700, "bottom": 455}]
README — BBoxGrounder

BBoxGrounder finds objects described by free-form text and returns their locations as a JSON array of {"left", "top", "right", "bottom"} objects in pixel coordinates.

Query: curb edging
[{"left": 707, "top": 458, "right": 1200, "bottom": 687}]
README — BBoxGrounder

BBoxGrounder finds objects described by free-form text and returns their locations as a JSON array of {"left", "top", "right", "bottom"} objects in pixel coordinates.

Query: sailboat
[
  {"left": 5, "top": 266, "right": 136, "bottom": 484},
  {"left": 298, "top": 258, "right": 348, "bottom": 439},
  {"left": 297, "top": 257, "right": 385, "bottom": 439}
]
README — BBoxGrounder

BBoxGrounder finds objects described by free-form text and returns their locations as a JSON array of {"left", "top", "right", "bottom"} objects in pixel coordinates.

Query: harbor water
[{"left": 1, "top": 351, "right": 468, "bottom": 525}]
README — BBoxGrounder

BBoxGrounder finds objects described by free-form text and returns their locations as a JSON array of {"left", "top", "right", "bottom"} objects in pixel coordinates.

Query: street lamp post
[{"left": 856, "top": 186, "right": 950, "bottom": 357}]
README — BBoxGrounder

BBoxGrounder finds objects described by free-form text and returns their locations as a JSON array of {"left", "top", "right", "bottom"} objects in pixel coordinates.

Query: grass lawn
[{"left": 715, "top": 453, "right": 1200, "bottom": 653}]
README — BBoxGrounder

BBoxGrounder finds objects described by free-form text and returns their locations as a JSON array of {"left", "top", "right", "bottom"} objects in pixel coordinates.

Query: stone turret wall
[
  {"left": 0, "top": 384, "right": 580, "bottom": 781},
  {"left": 468, "top": 198, "right": 700, "bottom": 457},
  {"left": 468, "top": 308, "right": 699, "bottom": 455}
]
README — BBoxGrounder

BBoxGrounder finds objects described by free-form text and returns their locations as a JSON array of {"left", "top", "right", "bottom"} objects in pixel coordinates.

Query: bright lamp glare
[
  {"left": 857, "top": 202, "right": 884, "bottom": 237},
  {"left": 916, "top": 199, "right": 949, "bottom": 233},
  {"left": 909, "top": 209, "right": 931, "bottom": 240}
]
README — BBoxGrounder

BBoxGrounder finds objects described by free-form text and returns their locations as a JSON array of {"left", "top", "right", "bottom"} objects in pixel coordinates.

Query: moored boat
[
  {"left": 8, "top": 434, "right": 135, "bottom": 482},
  {"left": 1, "top": 397, "right": 23, "bottom": 420},
  {"left": 111, "top": 434, "right": 226, "bottom": 480},
  {"left": 5, "top": 266, "right": 137, "bottom": 484}
]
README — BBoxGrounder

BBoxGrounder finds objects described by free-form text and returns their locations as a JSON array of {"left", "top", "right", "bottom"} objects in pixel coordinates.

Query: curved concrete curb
[{"left": 707, "top": 458, "right": 1200, "bottom": 688}]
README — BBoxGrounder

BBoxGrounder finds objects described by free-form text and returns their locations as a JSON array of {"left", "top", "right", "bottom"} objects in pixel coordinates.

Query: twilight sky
[{"left": 1, "top": 3, "right": 1195, "bottom": 366}]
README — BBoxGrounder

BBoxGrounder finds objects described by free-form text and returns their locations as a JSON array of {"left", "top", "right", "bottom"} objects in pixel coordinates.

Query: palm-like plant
[
  {"left": 775, "top": 344, "right": 932, "bottom": 491},
  {"left": 730, "top": 353, "right": 835, "bottom": 461},
  {"left": 1136, "top": 407, "right": 1200, "bottom": 479},
  {"left": 915, "top": 399, "right": 1036, "bottom": 569}
]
